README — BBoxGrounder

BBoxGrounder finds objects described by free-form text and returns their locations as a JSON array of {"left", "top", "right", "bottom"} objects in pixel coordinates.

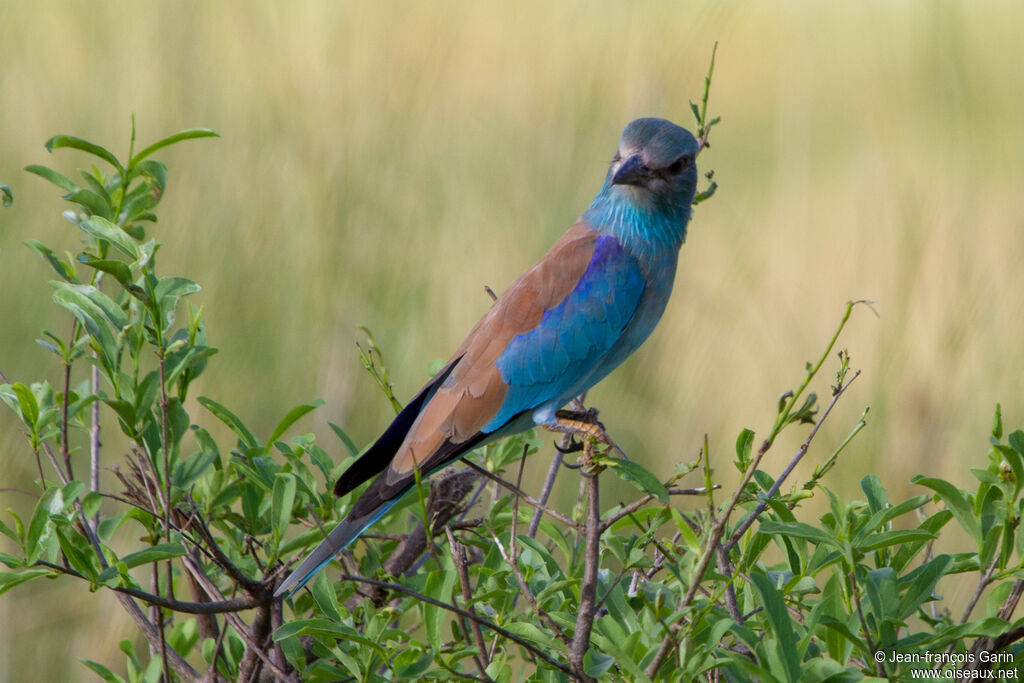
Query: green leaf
[
  {"left": 328, "top": 422, "right": 360, "bottom": 457},
  {"left": 78, "top": 216, "right": 140, "bottom": 260},
  {"left": 25, "top": 240, "right": 73, "bottom": 281},
  {"left": 82, "top": 492, "right": 103, "bottom": 519},
  {"left": 1, "top": 183, "right": 12, "bottom": 207},
  {"left": 62, "top": 480, "right": 86, "bottom": 506},
  {"left": 858, "top": 529, "right": 936, "bottom": 552},
  {"left": 423, "top": 569, "right": 456, "bottom": 650},
  {"left": 26, "top": 487, "right": 62, "bottom": 563},
  {"left": 735, "top": 427, "right": 755, "bottom": 468},
  {"left": 24, "top": 164, "right": 78, "bottom": 192},
  {"left": 129, "top": 129, "right": 220, "bottom": 168},
  {"left": 273, "top": 619, "right": 388, "bottom": 659},
  {"left": 606, "top": 457, "right": 668, "bottom": 503},
  {"left": 750, "top": 571, "right": 801, "bottom": 682},
  {"left": 584, "top": 650, "right": 615, "bottom": 677},
  {"left": 272, "top": 473, "right": 297, "bottom": 541},
  {"left": 53, "top": 282, "right": 127, "bottom": 331},
  {"left": 118, "top": 542, "right": 188, "bottom": 569},
  {"left": 81, "top": 659, "right": 127, "bottom": 683},
  {"left": 394, "top": 650, "right": 433, "bottom": 679},
  {"left": 198, "top": 396, "right": 260, "bottom": 450},
  {"left": 76, "top": 253, "right": 132, "bottom": 286},
  {"left": 861, "top": 475, "right": 888, "bottom": 514},
  {"left": 689, "top": 100, "right": 701, "bottom": 124},
  {"left": 758, "top": 520, "right": 839, "bottom": 548},
  {"left": 912, "top": 475, "right": 981, "bottom": 542},
  {"left": 896, "top": 554, "right": 952, "bottom": 620},
  {"left": 267, "top": 400, "right": 324, "bottom": 450},
  {"left": 0, "top": 568, "right": 54, "bottom": 595},
  {"left": 310, "top": 570, "right": 343, "bottom": 622},
  {"left": 55, "top": 523, "right": 98, "bottom": 581},
  {"left": 1009, "top": 430, "right": 1024, "bottom": 455},
  {"left": 96, "top": 543, "right": 187, "bottom": 584},
  {"left": 154, "top": 276, "right": 201, "bottom": 302},
  {"left": 856, "top": 495, "right": 931, "bottom": 541},
  {"left": 45, "top": 135, "right": 124, "bottom": 173},
  {"left": 66, "top": 188, "right": 113, "bottom": 220},
  {"left": 79, "top": 169, "right": 113, "bottom": 206},
  {"left": 995, "top": 444, "right": 1024, "bottom": 496},
  {"left": 10, "top": 382, "right": 40, "bottom": 429}
]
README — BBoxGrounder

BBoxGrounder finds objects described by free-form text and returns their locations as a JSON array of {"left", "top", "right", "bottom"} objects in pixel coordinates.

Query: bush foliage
[{"left": 2, "top": 81, "right": 1023, "bottom": 683}]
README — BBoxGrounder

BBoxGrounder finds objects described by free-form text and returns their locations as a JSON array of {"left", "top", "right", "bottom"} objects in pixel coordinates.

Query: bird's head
[{"left": 606, "top": 118, "right": 699, "bottom": 213}]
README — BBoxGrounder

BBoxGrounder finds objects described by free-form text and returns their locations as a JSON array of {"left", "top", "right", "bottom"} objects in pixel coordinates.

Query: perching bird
[{"left": 275, "top": 117, "right": 699, "bottom": 598}]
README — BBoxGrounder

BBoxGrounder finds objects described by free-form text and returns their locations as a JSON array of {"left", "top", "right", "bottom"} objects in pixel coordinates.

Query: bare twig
[
  {"left": 488, "top": 528, "right": 569, "bottom": 646},
  {"left": 961, "top": 557, "right": 1000, "bottom": 625},
  {"left": 723, "top": 370, "right": 861, "bottom": 555},
  {"left": 153, "top": 562, "right": 170, "bottom": 683},
  {"left": 116, "top": 591, "right": 201, "bottom": 682},
  {"left": 446, "top": 528, "right": 492, "bottom": 678},
  {"left": 237, "top": 602, "right": 272, "bottom": 683},
  {"left": 850, "top": 571, "right": 884, "bottom": 677},
  {"left": 716, "top": 544, "right": 741, "bottom": 622},
  {"left": 644, "top": 430, "right": 772, "bottom": 677},
  {"left": 182, "top": 556, "right": 294, "bottom": 682},
  {"left": 90, "top": 362, "right": 100, "bottom": 510},
  {"left": 568, "top": 447, "right": 600, "bottom": 682},
  {"left": 462, "top": 460, "right": 580, "bottom": 529},
  {"left": 528, "top": 435, "right": 569, "bottom": 538},
  {"left": 60, "top": 354, "right": 73, "bottom": 481},
  {"left": 35, "top": 560, "right": 265, "bottom": 613},
  {"left": 40, "top": 440, "right": 70, "bottom": 486},
  {"left": 338, "top": 573, "right": 574, "bottom": 677}
]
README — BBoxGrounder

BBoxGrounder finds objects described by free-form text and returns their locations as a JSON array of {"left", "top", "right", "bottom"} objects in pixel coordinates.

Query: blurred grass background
[{"left": 1, "top": 1, "right": 1022, "bottom": 679}]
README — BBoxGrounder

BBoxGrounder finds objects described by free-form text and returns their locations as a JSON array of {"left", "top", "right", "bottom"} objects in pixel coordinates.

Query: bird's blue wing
[{"left": 483, "top": 234, "right": 646, "bottom": 431}]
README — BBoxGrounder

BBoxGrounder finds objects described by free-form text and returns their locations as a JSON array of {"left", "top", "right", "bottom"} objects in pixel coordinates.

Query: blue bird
[{"left": 275, "top": 118, "right": 699, "bottom": 598}]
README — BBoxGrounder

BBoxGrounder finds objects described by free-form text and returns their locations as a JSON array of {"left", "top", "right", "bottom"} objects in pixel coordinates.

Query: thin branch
[
  {"left": 644, "top": 435, "right": 772, "bottom": 677},
  {"left": 961, "top": 556, "right": 1000, "bottom": 624},
  {"left": 461, "top": 460, "right": 580, "bottom": 529},
  {"left": 850, "top": 571, "right": 884, "bottom": 677},
  {"left": 488, "top": 528, "right": 569, "bottom": 646},
  {"left": 528, "top": 436, "right": 569, "bottom": 538},
  {"left": 601, "top": 486, "right": 717, "bottom": 533},
  {"left": 40, "top": 440, "right": 70, "bottom": 486},
  {"left": 60, "top": 357, "right": 73, "bottom": 480},
  {"left": 337, "top": 573, "right": 575, "bottom": 677},
  {"left": 568, "top": 453, "right": 600, "bottom": 682},
  {"left": 188, "top": 511, "right": 263, "bottom": 592},
  {"left": 595, "top": 566, "right": 630, "bottom": 611},
  {"left": 182, "top": 556, "right": 295, "bottom": 682},
  {"left": 152, "top": 562, "right": 169, "bottom": 683},
  {"left": 723, "top": 370, "right": 861, "bottom": 554},
  {"left": 90, "top": 362, "right": 101, "bottom": 514},
  {"left": 116, "top": 591, "right": 201, "bottom": 682},
  {"left": 36, "top": 560, "right": 265, "bottom": 613},
  {"left": 446, "top": 528, "right": 493, "bottom": 679},
  {"left": 237, "top": 602, "right": 272, "bottom": 683},
  {"left": 716, "top": 544, "right": 741, "bottom": 622}
]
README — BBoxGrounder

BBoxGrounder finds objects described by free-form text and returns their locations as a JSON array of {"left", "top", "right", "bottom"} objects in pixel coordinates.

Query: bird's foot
[{"left": 544, "top": 408, "right": 627, "bottom": 462}]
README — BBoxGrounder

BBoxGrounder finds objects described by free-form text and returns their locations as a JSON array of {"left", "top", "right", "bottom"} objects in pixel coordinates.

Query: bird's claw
[{"left": 554, "top": 437, "right": 584, "bottom": 454}]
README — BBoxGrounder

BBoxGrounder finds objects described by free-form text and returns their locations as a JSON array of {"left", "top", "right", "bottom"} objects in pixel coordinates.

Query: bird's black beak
[{"left": 611, "top": 154, "right": 650, "bottom": 187}]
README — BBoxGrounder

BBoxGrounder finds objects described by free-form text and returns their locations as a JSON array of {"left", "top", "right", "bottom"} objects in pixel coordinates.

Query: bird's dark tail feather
[
  {"left": 273, "top": 499, "right": 400, "bottom": 599},
  {"left": 333, "top": 358, "right": 460, "bottom": 497}
]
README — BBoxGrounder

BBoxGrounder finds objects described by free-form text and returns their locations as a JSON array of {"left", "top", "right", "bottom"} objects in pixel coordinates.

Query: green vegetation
[
  {"left": 2, "top": 62, "right": 1023, "bottom": 679},
  {"left": 2, "top": 3, "right": 1023, "bottom": 680}
]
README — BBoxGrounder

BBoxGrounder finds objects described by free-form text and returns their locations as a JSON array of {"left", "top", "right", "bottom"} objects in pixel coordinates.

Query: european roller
[{"left": 275, "top": 118, "right": 699, "bottom": 598}]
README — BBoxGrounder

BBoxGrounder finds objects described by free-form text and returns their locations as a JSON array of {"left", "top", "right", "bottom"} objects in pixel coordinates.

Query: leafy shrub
[{"left": 2, "top": 70, "right": 1022, "bottom": 683}]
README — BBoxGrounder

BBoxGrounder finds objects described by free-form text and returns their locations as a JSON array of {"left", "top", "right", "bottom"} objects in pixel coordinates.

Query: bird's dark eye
[{"left": 666, "top": 155, "right": 692, "bottom": 176}]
